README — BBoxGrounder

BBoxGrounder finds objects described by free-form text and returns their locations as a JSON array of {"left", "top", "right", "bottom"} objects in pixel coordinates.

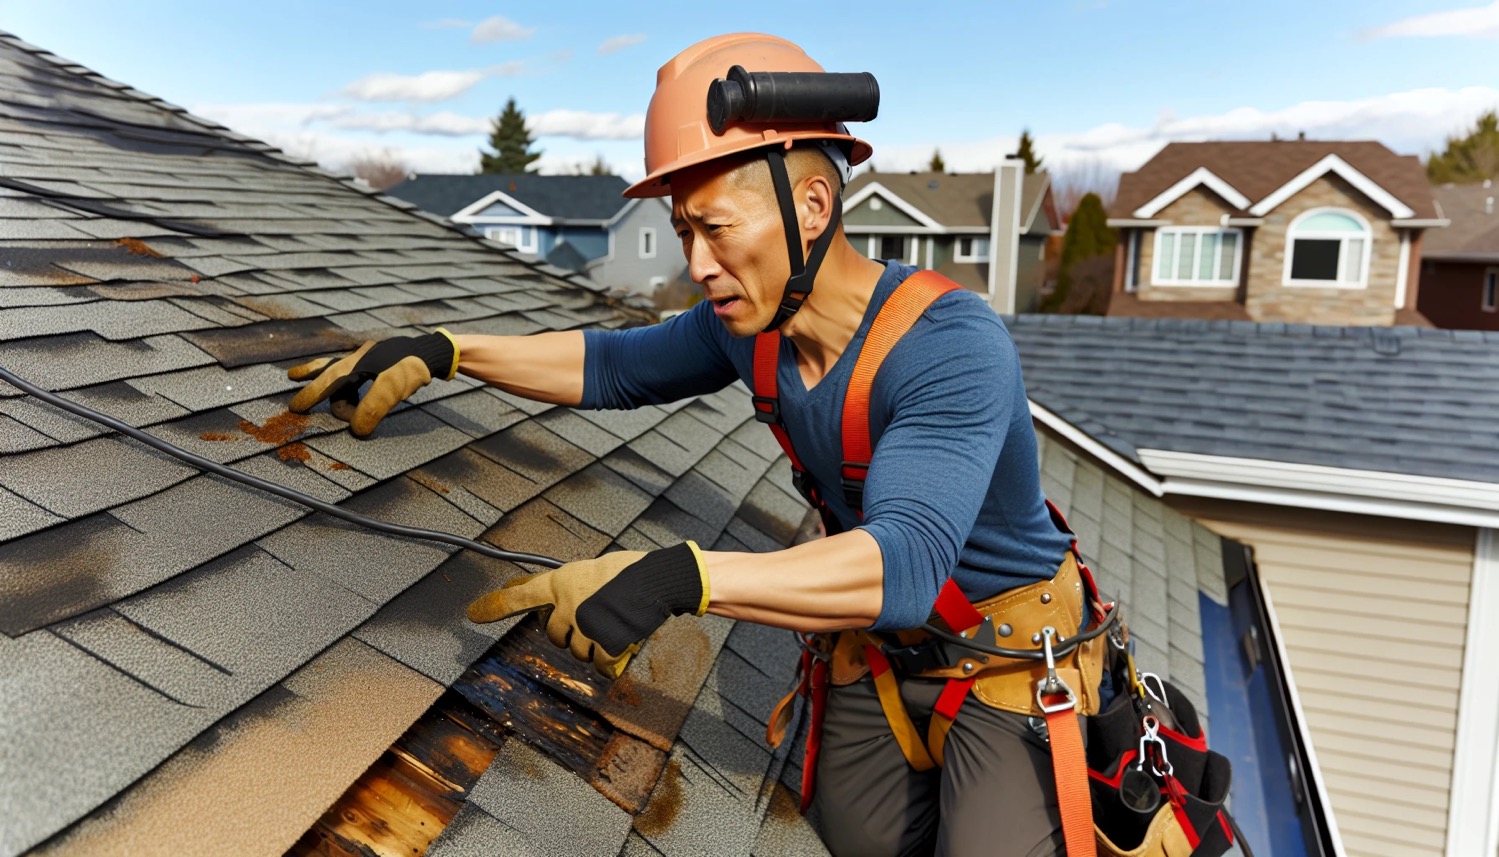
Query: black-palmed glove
[
  {"left": 287, "top": 329, "right": 458, "bottom": 437},
  {"left": 466, "top": 543, "right": 710, "bottom": 678}
]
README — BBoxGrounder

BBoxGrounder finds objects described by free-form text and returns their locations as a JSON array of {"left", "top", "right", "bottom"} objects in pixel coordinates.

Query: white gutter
[
  {"left": 1027, "top": 400, "right": 1162, "bottom": 496},
  {"left": 1136, "top": 449, "right": 1499, "bottom": 529}
]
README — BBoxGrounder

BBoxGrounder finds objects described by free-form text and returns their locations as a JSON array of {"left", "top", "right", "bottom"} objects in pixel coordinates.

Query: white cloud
[
  {"left": 1361, "top": 1, "right": 1499, "bottom": 39},
  {"left": 192, "top": 102, "right": 353, "bottom": 130},
  {"left": 598, "top": 34, "right": 647, "bottom": 55},
  {"left": 333, "top": 111, "right": 490, "bottom": 136},
  {"left": 529, "top": 109, "right": 644, "bottom": 140},
  {"left": 420, "top": 18, "right": 471, "bottom": 30},
  {"left": 471, "top": 15, "right": 536, "bottom": 44},
  {"left": 868, "top": 86, "right": 1499, "bottom": 177},
  {"left": 338, "top": 69, "right": 488, "bottom": 103}
]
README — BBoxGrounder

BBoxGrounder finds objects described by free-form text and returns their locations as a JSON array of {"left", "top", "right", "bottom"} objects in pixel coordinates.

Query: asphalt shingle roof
[
  {"left": 1008, "top": 314, "right": 1499, "bottom": 484},
  {"left": 386, "top": 173, "right": 632, "bottom": 221},
  {"left": 1425, "top": 182, "right": 1499, "bottom": 260},
  {"left": 1110, "top": 140, "right": 1439, "bottom": 220},
  {"left": 846, "top": 170, "right": 1054, "bottom": 232}
]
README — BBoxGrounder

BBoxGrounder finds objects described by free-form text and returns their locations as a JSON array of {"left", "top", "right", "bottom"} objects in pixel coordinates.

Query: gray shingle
[
  {"left": 0, "top": 412, "right": 59, "bottom": 452},
  {"left": 543, "top": 462, "right": 654, "bottom": 538},
  {"left": 51, "top": 606, "right": 234, "bottom": 707},
  {"left": 602, "top": 447, "right": 676, "bottom": 498},
  {"left": 0, "top": 434, "right": 194, "bottom": 518},
  {"left": 426, "top": 804, "right": 537, "bottom": 857},
  {"left": 180, "top": 317, "right": 367, "bottom": 368},
  {"left": 468, "top": 419, "right": 596, "bottom": 490},
  {"left": 466, "top": 740, "right": 633, "bottom": 857},
  {"left": 0, "top": 628, "right": 214, "bottom": 857},
  {"left": 633, "top": 712, "right": 768, "bottom": 857},
  {"left": 303, "top": 408, "right": 473, "bottom": 480},
  {"left": 0, "top": 485, "right": 63, "bottom": 540},
  {"left": 532, "top": 408, "right": 628, "bottom": 457},
  {"left": 0, "top": 332, "right": 213, "bottom": 392},
  {"left": 127, "top": 360, "right": 298, "bottom": 412},
  {"left": 423, "top": 387, "right": 526, "bottom": 438},
  {"left": 257, "top": 475, "right": 485, "bottom": 602}
]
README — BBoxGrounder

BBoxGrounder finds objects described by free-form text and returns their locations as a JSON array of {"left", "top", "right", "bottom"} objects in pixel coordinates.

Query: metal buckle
[
  {"left": 1035, "top": 626, "right": 1077, "bottom": 714},
  {"left": 839, "top": 461, "right": 868, "bottom": 509},
  {"left": 884, "top": 638, "right": 949, "bottom": 675},
  {"left": 795, "top": 631, "right": 832, "bottom": 663},
  {"left": 1136, "top": 714, "right": 1174, "bottom": 777},
  {"left": 751, "top": 395, "right": 781, "bottom": 424}
]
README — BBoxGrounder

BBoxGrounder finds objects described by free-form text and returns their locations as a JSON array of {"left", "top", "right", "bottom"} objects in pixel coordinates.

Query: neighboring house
[
  {"left": 385, "top": 173, "right": 685, "bottom": 296},
  {"left": 1106, "top": 141, "right": 1448, "bottom": 326},
  {"left": 1010, "top": 314, "right": 1499, "bottom": 857},
  {"left": 843, "top": 160, "right": 1061, "bottom": 313},
  {"left": 1417, "top": 180, "right": 1499, "bottom": 330}
]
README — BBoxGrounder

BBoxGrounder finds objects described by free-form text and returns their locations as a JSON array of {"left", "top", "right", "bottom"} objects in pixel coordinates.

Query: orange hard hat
[{"left": 623, "top": 33, "right": 874, "bottom": 199}]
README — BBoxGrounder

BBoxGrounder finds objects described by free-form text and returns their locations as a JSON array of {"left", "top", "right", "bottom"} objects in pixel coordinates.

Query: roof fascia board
[
  {"left": 450, "top": 190, "right": 553, "bottom": 224},
  {"left": 844, "top": 182, "right": 945, "bottom": 229},
  {"left": 1028, "top": 401, "right": 1163, "bottom": 496},
  {"left": 1247, "top": 154, "right": 1417, "bottom": 219},
  {"left": 1138, "top": 448, "right": 1499, "bottom": 526},
  {"left": 1391, "top": 218, "right": 1451, "bottom": 228},
  {"left": 1423, "top": 251, "right": 1499, "bottom": 263},
  {"left": 602, "top": 197, "right": 643, "bottom": 229},
  {"left": 1224, "top": 217, "right": 1264, "bottom": 226},
  {"left": 1021, "top": 174, "right": 1052, "bottom": 233},
  {"left": 1134, "top": 167, "right": 1252, "bottom": 218},
  {"left": 1446, "top": 527, "right": 1499, "bottom": 857},
  {"left": 1107, "top": 218, "right": 1167, "bottom": 228}
]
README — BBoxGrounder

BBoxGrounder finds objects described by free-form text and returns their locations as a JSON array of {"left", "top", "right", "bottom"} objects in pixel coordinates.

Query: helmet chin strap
[{"left": 762, "top": 147, "right": 844, "bottom": 333}]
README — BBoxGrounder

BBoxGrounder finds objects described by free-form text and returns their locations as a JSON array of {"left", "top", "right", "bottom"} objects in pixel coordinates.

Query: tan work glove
[
  {"left": 468, "top": 543, "right": 710, "bottom": 678},
  {"left": 286, "top": 329, "right": 459, "bottom": 437}
]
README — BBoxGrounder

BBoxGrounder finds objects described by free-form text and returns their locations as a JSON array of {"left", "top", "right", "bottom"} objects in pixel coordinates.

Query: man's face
[{"left": 669, "top": 160, "right": 791, "bottom": 338}]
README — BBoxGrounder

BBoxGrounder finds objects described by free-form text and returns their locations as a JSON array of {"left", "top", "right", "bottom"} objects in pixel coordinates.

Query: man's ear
[{"left": 797, "top": 173, "right": 835, "bottom": 246}]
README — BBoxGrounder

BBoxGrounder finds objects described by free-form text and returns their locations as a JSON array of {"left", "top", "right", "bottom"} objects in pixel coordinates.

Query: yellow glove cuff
[
  {"left": 684, "top": 540, "right": 710, "bottom": 616},
  {"left": 433, "top": 327, "right": 460, "bottom": 381}
]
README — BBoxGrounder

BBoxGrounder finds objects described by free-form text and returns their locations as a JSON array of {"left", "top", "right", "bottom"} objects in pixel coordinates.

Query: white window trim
[
  {"left": 639, "top": 227, "right": 656, "bottom": 259},
  {"left": 954, "top": 235, "right": 992, "bottom": 263},
  {"left": 1150, "top": 226, "right": 1243, "bottom": 287},
  {"left": 451, "top": 190, "right": 551, "bottom": 224},
  {"left": 1281, "top": 207, "right": 1373, "bottom": 290},
  {"left": 866, "top": 234, "right": 919, "bottom": 264},
  {"left": 1124, "top": 230, "right": 1140, "bottom": 293},
  {"left": 1134, "top": 167, "right": 1252, "bottom": 218},
  {"left": 483, "top": 225, "right": 539, "bottom": 254},
  {"left": 1483, "top": 268, "right": 1499, "bottom": 313}
]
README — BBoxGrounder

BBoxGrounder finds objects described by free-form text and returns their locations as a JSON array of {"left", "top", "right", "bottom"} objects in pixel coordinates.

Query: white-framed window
[
  {"left": 1283, "top": 208, "right": 1371, "bottom": 289},
  {"left": 863, "top": 234, "right": 918, "bottom": 264},
  {"left": 954, "top": 236, "right": 991, "bottom": 263},
  {"left": 483, "top": 225, "right": 539, "bottom": 254},
  {"left": 1484, "top": 268, "right": 1498, "bottom": 313},
  {"left": 639, "top": 227, "right": 656, "bottom": 259},
  {"left": 1151, "top": 227, "right": 1241, "bottom": 286}
]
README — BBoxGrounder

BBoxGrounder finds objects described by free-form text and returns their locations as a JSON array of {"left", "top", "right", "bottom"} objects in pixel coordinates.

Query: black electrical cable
[
  {"left": 0, "top": 365, "right": 564, "bottom": 570},
  {"left": 918, "top": 606, "right": 1121, "bottom": 662}
]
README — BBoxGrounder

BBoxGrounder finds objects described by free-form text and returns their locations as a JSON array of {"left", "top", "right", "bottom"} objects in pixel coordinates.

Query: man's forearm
[
  {"left": 702, "top": 529, "right": 884, "bottom": 632},
  {"left": 453, "top": 331, "right": 586, "bottom": 406}
]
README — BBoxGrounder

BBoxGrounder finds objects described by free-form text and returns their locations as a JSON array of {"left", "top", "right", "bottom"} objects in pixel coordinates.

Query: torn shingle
[{"left": 465, "top": 741, "right": 633, "bottom": 857}]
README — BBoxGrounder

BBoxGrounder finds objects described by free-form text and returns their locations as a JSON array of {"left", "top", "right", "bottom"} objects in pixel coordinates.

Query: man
[{"left": 289, "top": 34, "right": 1094, "bottom": 857}]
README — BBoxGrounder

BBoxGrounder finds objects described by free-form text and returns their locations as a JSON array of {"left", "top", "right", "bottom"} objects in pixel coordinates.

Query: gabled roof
[
  {"left": 0, "top": 29, "right": 816, "bottom": 857},
  {"left": 1007, "top": 313, "right": 1499, "bottom": 493},
  {"left": 387, "top": 174, "right": 631, "bottom": 222},
  {"left": 1110, "top": 141, "right": 1439, "bottom": 221},
  {"left": 845, "top": 170, "right": 1054, "bottom": 232},
  {"left": 1424, "top": 182, "right": 1499, "bottom": 261}
]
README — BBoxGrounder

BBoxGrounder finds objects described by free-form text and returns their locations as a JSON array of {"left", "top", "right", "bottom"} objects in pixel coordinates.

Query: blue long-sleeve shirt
[{"left": 581, "top": 261, "right": 1073, "bottom": 630}]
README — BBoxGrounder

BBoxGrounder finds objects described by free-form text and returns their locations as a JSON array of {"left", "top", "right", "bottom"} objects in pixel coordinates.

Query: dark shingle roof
[
  {"left": 1425, "top": 182, "right": 1499, "bottom": 260},
  {"left": 1008, "top": 314, "right": 1499, "bottom": 484},
  {"left": 1110, "top": 140, "right": 1439, "bottom": 220},
  {"left": 846, "top": 170, "right": 1053, "bottom": 231},
  {"left": 386, "top": 174, "right": 632, "bottom": 221}
]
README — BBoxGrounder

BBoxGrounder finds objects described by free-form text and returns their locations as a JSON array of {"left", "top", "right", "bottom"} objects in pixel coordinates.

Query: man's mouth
[{"left": 710, "top": 296, "right": 739, "bottom": 313}]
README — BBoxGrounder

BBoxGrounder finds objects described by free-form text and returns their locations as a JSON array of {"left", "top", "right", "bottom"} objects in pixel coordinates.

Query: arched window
[{"left": 1284, "top": 208, "right": 1370, "bottom": 288}]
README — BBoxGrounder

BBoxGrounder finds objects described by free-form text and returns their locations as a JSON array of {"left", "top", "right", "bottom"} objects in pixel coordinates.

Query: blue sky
[{"left": 2, "top": 1, "right": 1495, "bottom": 184}]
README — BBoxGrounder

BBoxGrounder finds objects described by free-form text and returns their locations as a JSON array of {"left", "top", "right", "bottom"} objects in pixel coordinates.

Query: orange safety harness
[{"left": 753, "top": 270, "right": 1097, "bottom": 857}]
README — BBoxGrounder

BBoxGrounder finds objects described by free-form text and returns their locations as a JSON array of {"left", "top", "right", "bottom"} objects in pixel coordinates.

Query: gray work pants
[{"left": 812, "top": 671, "right": 1070, "bottom": 857}]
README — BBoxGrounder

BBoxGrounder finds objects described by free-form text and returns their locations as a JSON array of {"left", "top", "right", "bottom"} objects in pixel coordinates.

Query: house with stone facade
[
  {"left": 1105, "top": 141, "right": 1446, "bottom": 325},
  {"left": 843, "top": 160, "right": 1061, "bottom": 314}
]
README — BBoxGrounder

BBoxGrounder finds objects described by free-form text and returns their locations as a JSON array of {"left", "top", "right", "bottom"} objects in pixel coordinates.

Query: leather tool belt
[{"left": 816, "top": 552, "right": 1106, "bottom": 718}]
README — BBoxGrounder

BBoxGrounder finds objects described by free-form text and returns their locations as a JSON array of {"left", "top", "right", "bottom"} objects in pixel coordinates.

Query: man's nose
[{"left": 686, "top": 236, "right": 721, "bottom": 284}]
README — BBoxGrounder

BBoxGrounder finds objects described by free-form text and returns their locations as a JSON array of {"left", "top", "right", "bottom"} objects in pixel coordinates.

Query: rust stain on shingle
[
  {"left": 276, "top": 442, "right": 311, "bottom": 464},
  {"left": 237, "top": 412, "right": 308, "bottom": 445},
  {"left": 114, "top": 238, "right": 163, "bottom": 258},
  {"left": 198, "top": 432, "right": 235, "bottom": 442},
  {"left": 633, "top": 758, "right": 684, "bottom": 837},
  {"left": 410, "top": 471, "right": 451, "bottom": 495}
]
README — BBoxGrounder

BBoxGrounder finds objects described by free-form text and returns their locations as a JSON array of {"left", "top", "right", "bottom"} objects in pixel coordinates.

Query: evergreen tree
[
  {"left": 1016, "top": 129, "right": 1044, "bottom": 175},
  {"left": 587, "top": 154, "right": 611, "bottom": 176},
  {"left": 928, "top": 148, "right": 946, "bottom": 172},
  {"left": 1427, "top": 110, "right": 1499, "bottom": 184},
  {"left": 1042, "top": 192, "right": 1116, "bottom": 312},
  {"left": 479, "top": 97, "right": 542, "bottom": 174}
]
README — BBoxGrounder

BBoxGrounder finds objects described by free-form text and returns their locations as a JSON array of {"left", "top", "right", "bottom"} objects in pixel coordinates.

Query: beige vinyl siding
[{"left": 1176, "top": 500, "right": 1474, "bottom": 857}]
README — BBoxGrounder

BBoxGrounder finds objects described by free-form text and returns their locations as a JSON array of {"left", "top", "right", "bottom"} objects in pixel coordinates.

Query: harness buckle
[
  {"left": 1036, "top": 626, "right": 1077, "bottom": 714},
  {"left": 839, "top": 461, "right": 868, "bottom": 509},
  {"left": 751, "top": 395, "right": 781, "bottom": 424},
  {"left": 883, "top": 638, "right": 949, "bottom": 675}
]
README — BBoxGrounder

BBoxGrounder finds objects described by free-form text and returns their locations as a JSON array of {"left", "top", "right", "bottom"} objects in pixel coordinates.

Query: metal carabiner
[
  {"left": 795, "top": 631, "right": 832, "bottom": 663},
  {"left": 1035, "top": 626, "right": 1077, "bottom": 714},
  {"left": 1135, "top": 715, "right": 1174, "bottom": 778},
  {"left": 1139, "top": 672, "right": 1169, "bottom": 708}
]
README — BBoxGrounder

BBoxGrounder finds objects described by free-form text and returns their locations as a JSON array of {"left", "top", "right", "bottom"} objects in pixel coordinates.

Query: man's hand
[
  {"left": 467, "top": 543, "right": 710, "bottom": 678},
  {"left": 287, "top": 329, "right": 459, "bottom": 437}
]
